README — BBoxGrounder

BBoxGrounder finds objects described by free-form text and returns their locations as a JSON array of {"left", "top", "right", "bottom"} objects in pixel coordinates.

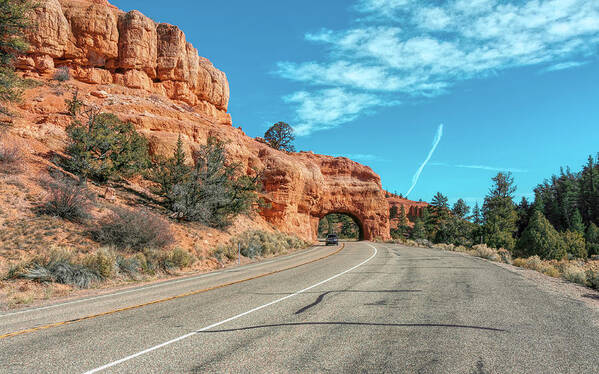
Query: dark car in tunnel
[{"left": 325, "top": 234, "right": 339, "bottom": 246}]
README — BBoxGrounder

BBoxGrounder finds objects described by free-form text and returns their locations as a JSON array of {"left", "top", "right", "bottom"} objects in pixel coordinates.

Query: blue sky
[{"left": 111, "top": 0, "right": 599, "bottom": 207}]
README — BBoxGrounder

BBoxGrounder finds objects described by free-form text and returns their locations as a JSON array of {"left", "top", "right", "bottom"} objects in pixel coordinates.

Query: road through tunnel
[{"left": 317, "top": 212, "right": 364, "bottom": 241}]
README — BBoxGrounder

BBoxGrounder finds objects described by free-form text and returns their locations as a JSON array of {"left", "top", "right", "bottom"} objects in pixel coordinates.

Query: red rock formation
[
  {"left": 20, "top": 0, "right": 230, "bottom": 125},
  {"left": 387, "top": 195, "right": 428, "bottom": 228},
  {"left": 14, "top": 0, "right": 391, "bottom": 241}
]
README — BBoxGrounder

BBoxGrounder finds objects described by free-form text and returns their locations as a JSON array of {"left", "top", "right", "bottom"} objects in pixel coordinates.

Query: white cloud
[
  {"left": 542, "top": 60, "right": 590, "bottom": 72},
  {"left": 282, "top": 88, "right": 388, "bottom": 135},
  {"left": 277, "top": 0, "right": 599, "bottom": 135}
]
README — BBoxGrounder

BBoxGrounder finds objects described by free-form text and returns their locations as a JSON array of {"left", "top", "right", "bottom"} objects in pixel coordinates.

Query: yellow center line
[{"left": 0, "top": 243, "right": 345, "bottom": 340}]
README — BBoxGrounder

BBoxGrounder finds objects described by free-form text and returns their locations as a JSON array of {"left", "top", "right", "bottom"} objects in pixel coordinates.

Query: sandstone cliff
[
  {"left": 10, "top": 0, "right": 390, "bottom": 241},
  {"left": 387, "top": 195, "right": 428, "bottom": 229}
]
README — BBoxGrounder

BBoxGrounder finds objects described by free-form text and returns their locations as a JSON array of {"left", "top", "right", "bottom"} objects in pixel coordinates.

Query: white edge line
[
  {"left": 82, "top": 243, "right": 378, "bottom": 374},
  {"left": 0, "top": 246, "right": 323, "bottom": 318}
]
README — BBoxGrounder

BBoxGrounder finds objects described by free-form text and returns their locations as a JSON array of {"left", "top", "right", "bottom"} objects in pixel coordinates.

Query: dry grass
[
  {"left": 0, "top": 143, "right": 23, "bottom": 174},
  {"left": 214, "top": 230, "right": 310, "bottom": 262}
]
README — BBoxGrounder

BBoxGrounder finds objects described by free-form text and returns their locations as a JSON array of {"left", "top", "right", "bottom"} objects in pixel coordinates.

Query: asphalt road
[{"left": 1, "top": 242, "right": 599, "bottom": 373}]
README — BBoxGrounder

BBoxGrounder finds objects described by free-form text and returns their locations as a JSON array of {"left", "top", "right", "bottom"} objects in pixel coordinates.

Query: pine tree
[
  {"left": 430, "top": 192, "right": 450, "bottom": 228},
  {"left": 398, "top": 205, "right": 408, "bottom": 226},
  {"left": 410, "top": 217, "right": 426, "bottom": 240},
  {"left": 451, "top": 198, "right": 470, "bottom": 219},
  {"left": 149, "top": 134, "right": 191, "bottom": 199},
  {"left": 389, "top": 205, "right": 398, "bottom": 219},
  {"left": 561, "top": 230, "right": 587, "bottom": 259},
  {"left": 482, "top": 172, "right": 518, "bottom": 250},
  {"left": 264, "top": 122, "right": 296, "bottom": 152},
  {"left": 65, "top": 113, "right": 149, "bottom": 182},
  {"left": 586, "top": 222, "right": 599, "bottom": 256},
  {"left": 516, "top": 197, "right": 532, "bottom": 237},
  {"left": 471, "top": 202, "right": 482, "bottom": 224},
  {"left": 570, "top": 209, "right": 585, "bottom": 234},
  {"left": 516, "top": 210, "right": 566, "bottom": 260},
  {"left": 0, "top": 0, "right": 36, "bottom": 115}
]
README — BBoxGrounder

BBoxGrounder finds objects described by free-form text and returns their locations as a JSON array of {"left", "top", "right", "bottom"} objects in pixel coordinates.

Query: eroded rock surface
[{"left": 21, "top": 0, "right": 230, "bottom": 125}]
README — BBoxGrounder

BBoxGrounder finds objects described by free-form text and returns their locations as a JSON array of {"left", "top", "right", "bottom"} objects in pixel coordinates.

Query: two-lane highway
[{"left": 2, "top": 242, "right": 599, "bottom": 373}]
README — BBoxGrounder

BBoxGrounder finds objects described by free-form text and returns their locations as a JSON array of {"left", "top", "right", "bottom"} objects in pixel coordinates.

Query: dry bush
[
  {"left": 53, "top": 66, "right": 70, "bottom": 81},
  {"left": 83, "top": 249, "right": 116, "bottom": 279},
  {"left": 6, "top": 249, "right": 102, "bottom": 288},
  {"left": 435, "top": 243, "right": 456, "bottom": 251},
  {"left": 539, "top": 263, "right": 561, "bottom": 278},
  {"left": 92, "top": 207, "right": 174, "bottom": 251},
  {"left": 473, "top": 244, "right": 501, "bottom": 261},
  {"left": 215, "top": 230, "right": 310, "bottom": 260},
  {"left": 524, "top": 255, "right": 543, "bottom": 271},
  {"left": 0, "top": 143, "right": 23, "bottom": 173},
  {"left": 512, "top": 257, "right": 527, "bottom": 268},
  {"left": 40, "top": 176, "right": 92, "bottom": 222},
  {"left": 561, "top": 264, "right": 587, "bottom": 285},
  {"left": 415, "top": 239, "right": 433, "bottom": 248},
  {"left": 586, "top": 269, "right": 599, "bottom": 290},
  {"left": 497, "top": 248, "right": 513, "bottom": 264}
]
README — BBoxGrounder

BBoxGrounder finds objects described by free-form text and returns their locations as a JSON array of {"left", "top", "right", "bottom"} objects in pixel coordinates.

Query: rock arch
[
  {"left": 316, "top": 211, "right": 365, "bottom": 241},
  {"left": 258, "top": 151, "right": 391, "bottom": 242}
]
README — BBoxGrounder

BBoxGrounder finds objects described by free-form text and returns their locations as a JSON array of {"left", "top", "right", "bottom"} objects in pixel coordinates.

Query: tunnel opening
[{"left": 317, "top": 213, "right": 364, "bottom": 241}]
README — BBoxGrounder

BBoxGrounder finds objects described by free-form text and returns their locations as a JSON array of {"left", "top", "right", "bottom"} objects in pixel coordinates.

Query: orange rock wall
[
  {"left": 15, "top": 0, "right": 391, "bottom": 242},
  {"left": 19, "top": 0, "right": 230, "bottom": 125},
  {"left": 387, "top": 196, "right": 428, "bottom": 228}
]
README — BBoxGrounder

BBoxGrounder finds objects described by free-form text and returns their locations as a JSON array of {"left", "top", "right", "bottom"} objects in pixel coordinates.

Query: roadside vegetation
[
  {"left": 0, "top": 0, "right": 36, "bottom": 116},
  {"left": 395, "top": 154, "right": 599, "bottom": 291},
  {"left": 213, "top": 230, "right": 310, "bottom": 261}
]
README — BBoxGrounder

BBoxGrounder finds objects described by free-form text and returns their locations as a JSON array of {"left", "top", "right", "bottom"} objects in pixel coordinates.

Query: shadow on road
[
  {"left": 293, "top": 289, "right": 423, "bottom": 315},
  {"left": 200, "top": 321, "right": 507, "bottom": 333}
]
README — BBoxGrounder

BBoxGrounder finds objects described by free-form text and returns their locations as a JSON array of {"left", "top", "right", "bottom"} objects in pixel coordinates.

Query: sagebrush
[{"left": 92, "top": 206, "right": 174, "bottom": 251}]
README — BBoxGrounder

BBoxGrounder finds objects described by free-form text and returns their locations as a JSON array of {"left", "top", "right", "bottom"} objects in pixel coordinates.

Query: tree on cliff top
[
  {"left": 264, "top": 122, "right": 296, "bottom": 152},
  {"left": 0, "top": 0, "right": 36, "bottom": 115}
]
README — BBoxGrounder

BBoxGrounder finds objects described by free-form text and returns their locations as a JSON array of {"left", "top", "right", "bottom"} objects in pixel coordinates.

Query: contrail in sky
[{"left": 406, "top": 124, "right": 444, "bottom": 197}]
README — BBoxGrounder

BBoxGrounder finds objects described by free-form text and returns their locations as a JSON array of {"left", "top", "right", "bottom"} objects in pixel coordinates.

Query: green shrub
[
  {"left": 64, "top": 112, "right": 149, "bottom": 182},
  {"left": 92, "top": 206, "right": 174, "bottom": 251},
  {"left": 152, "top": 137, "right": 261, "bottom": 228},
  {"left": 169, "top": 248, "right": 193, "bottom": 268},
  {"left": 561, "top": 230, "right": 587, "bottom": 259},
  {"left": 84, "top": 249, "right": 115, "bottom": 278},
  {"left": 39, "top": 176, "right": 91, "bottom": 222},
  {"left": 516, "top": 210, "right": 567, "bottom": 260}
]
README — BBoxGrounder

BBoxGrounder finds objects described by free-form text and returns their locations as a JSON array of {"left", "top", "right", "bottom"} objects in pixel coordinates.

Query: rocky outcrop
[
  {"left": 19, "top": 0, "right": 230, "bottom": 125},
  {"left": 13, "top": 0, "right": 392, "bottom": 242},
  {"left": 387, "top": 196, "right": 428, "bottom": 228}
]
